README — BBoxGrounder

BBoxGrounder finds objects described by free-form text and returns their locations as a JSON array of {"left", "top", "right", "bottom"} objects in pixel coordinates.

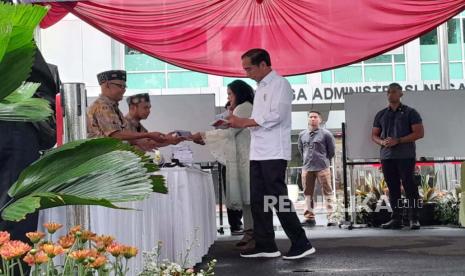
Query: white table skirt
[{"left": 38, "top": 167, "right": 217, "bottom": 274}]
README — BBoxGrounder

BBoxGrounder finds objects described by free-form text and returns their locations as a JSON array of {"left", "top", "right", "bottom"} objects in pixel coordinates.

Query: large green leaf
[
  {"left": 0, "top": 23, "right": 12, "bottom": 63},
  {"left": 0, "top": 4, "right": 14, "bottom": 61},
  {"left": 1, "top": 193, "right": 130, "bottom": 222},
  {"left": 151, "top": 174, "right": 167, "bottom": 194},
  {"left": 0, "top": 3, "right": 47, "bottom": 101},
  {"left": 5, "top": 3, "right": 47, "bottom": 53},
  {"left": 2, "top": 138, "right": 167, "bottom": 222},
  {"left": 0, "top": 82, "right": 53, "bottom": 121},
  {"left": 0, "top": 40, "right": 35, "bottom": 100}
]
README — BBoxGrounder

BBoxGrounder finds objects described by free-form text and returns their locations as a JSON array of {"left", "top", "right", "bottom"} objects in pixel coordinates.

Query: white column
[{"left": 438, "top": 23, "right": 450, "bottom": 89}]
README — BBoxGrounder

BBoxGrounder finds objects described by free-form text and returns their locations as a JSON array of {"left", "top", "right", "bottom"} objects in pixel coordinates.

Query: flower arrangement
[
  {"left": 0, "top": 222, "right": 138, "bottom": 276},
  {"left": 139, "top": 241, "right": 216, "bottom": 276}
]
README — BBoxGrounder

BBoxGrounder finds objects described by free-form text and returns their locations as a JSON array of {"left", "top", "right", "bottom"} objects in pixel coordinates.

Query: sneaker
[
  {"left": 326, "top": 221, "right": 337, "bottom": 227},
  {"left": 282, "top": 242, "right": 316, "bottom": 260},
  {"left": 240, "top": 247, "right": 281, "bottom": 258},
  {"left": 301, "top": 219, "right": 316, "bottom": 227},
  {"left": 409, "top": 219, "right": 420, "bottom": 230}
]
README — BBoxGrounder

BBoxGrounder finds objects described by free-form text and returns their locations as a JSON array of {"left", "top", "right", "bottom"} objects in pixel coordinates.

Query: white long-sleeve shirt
[{"left": 250, "top": 70, "right": 292, "bottom": 161}]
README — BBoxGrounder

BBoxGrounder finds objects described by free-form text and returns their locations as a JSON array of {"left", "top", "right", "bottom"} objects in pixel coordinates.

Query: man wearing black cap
[
  {"left": 87, "top": 70, "right": 182, "bottom": 149},
  {"left": 124, "top": 93, "right": 172, "bottom": 149}
]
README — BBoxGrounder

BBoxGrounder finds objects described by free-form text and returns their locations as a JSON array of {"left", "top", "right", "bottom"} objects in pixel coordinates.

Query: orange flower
[
  {"left": 122, "top": 246, "right": 138, "bottom": 259},
  {"left": 58, "top": 234, "right": 75, "bottom": 249},
  {"left": 92, "top": 235, "right": 114, "bottom": 248},
  {"left": 26, "top": 231, "right": 45, "bottom": 243},
  {"left": 80, "top": 230, "right": 96, "bottom": 243},
  {"left": 41, "top": 243, "right": 64, "bottom": 258},
  {"left": 0, "top": 240, "right": 32, "bottom": 260},
  {"left": 88, "top": 255, "right": 107, "bottom": 269},
  {"left": 106, "top": 243, "right": 123, "bottom": 257},
  {"left": 43, "top": 222, "right": 63, "bottom": 234},
  {"left": 23, "top": 251, "right": 48, "bottom": 266},
  {"left": 69, "top": 225, "right": 81, "bottom": 236},
  {"left": 69, "top": 249, "right": 98, "bottom": 263},
  {"left": 0, "top": 231, "right": 10, "bottom": 246}
]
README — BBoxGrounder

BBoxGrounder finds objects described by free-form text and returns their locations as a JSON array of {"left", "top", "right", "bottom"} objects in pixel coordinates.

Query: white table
[{"left": 39, "top": 167, "right": 217, "bottom": 274}]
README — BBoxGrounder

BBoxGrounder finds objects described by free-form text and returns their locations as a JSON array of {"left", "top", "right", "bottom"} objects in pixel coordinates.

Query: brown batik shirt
[
  {"left": 124, "top": 114, "right": 148, "bottom": 133},
  {"left": 87, "top": 95, "right": 127, "bottom": 138}
]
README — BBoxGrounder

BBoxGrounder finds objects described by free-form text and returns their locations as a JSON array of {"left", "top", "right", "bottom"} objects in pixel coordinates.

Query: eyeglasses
[{"left": 108, "top": 82, "right": 127, "bottom": 89}]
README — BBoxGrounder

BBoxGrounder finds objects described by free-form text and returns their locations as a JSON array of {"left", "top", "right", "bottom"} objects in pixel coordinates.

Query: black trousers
[
  {"left": 381, "top": 158, "right": 420, "bottom": 220},
  {"left": 250, "top": 160, "right": 309, "bottom": 250},
  {"left": 0, "top": 122, "right": 41, "bottom": 274}
]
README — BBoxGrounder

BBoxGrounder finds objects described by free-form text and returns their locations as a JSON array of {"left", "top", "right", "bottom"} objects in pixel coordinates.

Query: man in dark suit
[{"left": 0, "top": 49, "right": 60, "bottom": 273}]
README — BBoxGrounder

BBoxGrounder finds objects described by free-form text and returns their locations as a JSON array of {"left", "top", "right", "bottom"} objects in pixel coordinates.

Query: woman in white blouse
[{"left": 191, "top": 80, "right": 254, "bottom": 249}]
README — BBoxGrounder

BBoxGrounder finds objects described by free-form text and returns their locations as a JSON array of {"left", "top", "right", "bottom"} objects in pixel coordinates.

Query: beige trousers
[{"left": 301, "top": 168, "right": 334, "bottom": 219}]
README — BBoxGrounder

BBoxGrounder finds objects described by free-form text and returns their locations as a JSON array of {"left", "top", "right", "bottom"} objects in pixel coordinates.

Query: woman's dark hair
[{"left": 227, "top": 80, "right": 254, "bottom": 106}]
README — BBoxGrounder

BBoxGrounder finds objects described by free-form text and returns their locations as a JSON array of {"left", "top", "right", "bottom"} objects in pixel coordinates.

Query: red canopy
[{"left": 40, "top": 0, "right": 465, "bottom": 77}]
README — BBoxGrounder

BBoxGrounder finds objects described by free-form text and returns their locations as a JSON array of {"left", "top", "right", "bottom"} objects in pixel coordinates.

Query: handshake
[{"left": 171, "top": 131, "right": 206, "bottom": 146}]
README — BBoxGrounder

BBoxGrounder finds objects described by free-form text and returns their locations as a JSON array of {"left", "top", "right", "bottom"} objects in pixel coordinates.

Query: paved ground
[{"left": 199, "top": 226, "right": 465, "bottom": 275}]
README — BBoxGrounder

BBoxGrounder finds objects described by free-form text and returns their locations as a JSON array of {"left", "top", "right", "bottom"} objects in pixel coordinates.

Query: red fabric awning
[{"left": 39, "top": 0, "right": 465, "bottom": 77}]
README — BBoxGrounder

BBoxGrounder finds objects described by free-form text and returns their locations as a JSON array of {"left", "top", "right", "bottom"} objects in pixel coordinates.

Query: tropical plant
[
  {"left": 355, "top": 173, "right": 390, "bottom": 225},
  {"left": 0, "top": 138, "right": 167, "bottom": 222},
  {"left": 419, "top": 174, "right": 438, "bottom": 203},
  {"left": 0, "top": 3, "right": 52, "bottom": 122}
]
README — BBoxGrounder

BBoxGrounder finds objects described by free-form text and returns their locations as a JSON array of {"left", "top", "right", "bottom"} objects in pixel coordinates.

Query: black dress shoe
[
  {"left": 301, "top": 219, "right": 316, "bottom": 227},
  {"left": 381, "top": 219, "right": 402, "bottom": 229},
  {"left": 409, "top": 219, "right": 420, "bottom": 230}
]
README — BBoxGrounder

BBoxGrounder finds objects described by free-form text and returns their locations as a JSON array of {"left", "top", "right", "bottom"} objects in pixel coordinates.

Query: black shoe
[
  {"left": 231, "top": 227, "right": 244, "bottom": 236},
  {"left": 282, "top": 242, "right": 316, "bottom": 260},
  {"left": 381, "top": 219, "right": 402, "bottom": 229},
  {"left": 301, "top": 219, "right": 316, "bottom": 227},
  {"left": 409, "top": 219, "right": 420, "bottom": 230},
  {"left": 240, "top": 247, "right": 281, "bottom": 258}
]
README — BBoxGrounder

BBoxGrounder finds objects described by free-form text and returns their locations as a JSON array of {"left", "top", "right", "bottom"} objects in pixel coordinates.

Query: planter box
[{"left": 419, "top": 202, "right": 438, "bottom": 225}]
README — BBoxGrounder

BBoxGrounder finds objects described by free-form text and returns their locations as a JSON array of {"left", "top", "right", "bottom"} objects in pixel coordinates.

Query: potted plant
[{"left": 418, "top": 173, "right": 439, "bottom": 225}]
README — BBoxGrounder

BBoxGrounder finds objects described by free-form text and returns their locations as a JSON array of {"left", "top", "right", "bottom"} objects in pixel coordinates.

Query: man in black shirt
[{"left": 372, "top": 83, "right": 424, "bottom": 230}]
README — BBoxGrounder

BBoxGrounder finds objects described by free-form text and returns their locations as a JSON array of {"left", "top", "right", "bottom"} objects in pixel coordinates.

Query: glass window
[
  {"left": 394, "top": 54, "right": 405, "bottom": 63},
  {"left": 364, "top": 55, "right": 392, "bottom": 64},
  {"left": 448, "top": 18, "right": 459, "bottom": 44},
  {"left": 421, "top": 63, "right": 440, "bottom": 80},
  {"left": 420, "top": 29, "right": 438, "bottom": 45},
  {"left": 321, "top": 70, "right": 332, "bottom": 83},
  {"left": 449, "top": 62, "right": 463, "bottom": 79},
  {"left": 166, "top": 63, "right": 185, "bottom": 71},
  {"left": 395, "top": 64, "right": 406, "bottom": 81},
  {"left": 167, "top": 72, "right": 208, "bottom": 88},
  {"left": 127, "top": 73, "right": 165, "bottom": 89},
  {"left": 334, "top": 66, "right": 362, "bottom": 83},
  {"left": 125, "top": 54, "right": 165, "bottom": 71},
  {"left": 364, "top": 65, "right": 392, "bottom": 82},
  {"left": 462, "top": 18, "right": 465, "bottom": 43},
  {"left": 286, "top": 75, "right": 307, "bottom": 85},
  {"left": 448, "top": 19, "right": 462, "bottom": 61}
]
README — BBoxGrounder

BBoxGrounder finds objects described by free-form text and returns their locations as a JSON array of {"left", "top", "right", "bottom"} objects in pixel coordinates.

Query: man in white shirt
[{"left": 228, "top": 48, "right": 315, "bottom": 260}]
